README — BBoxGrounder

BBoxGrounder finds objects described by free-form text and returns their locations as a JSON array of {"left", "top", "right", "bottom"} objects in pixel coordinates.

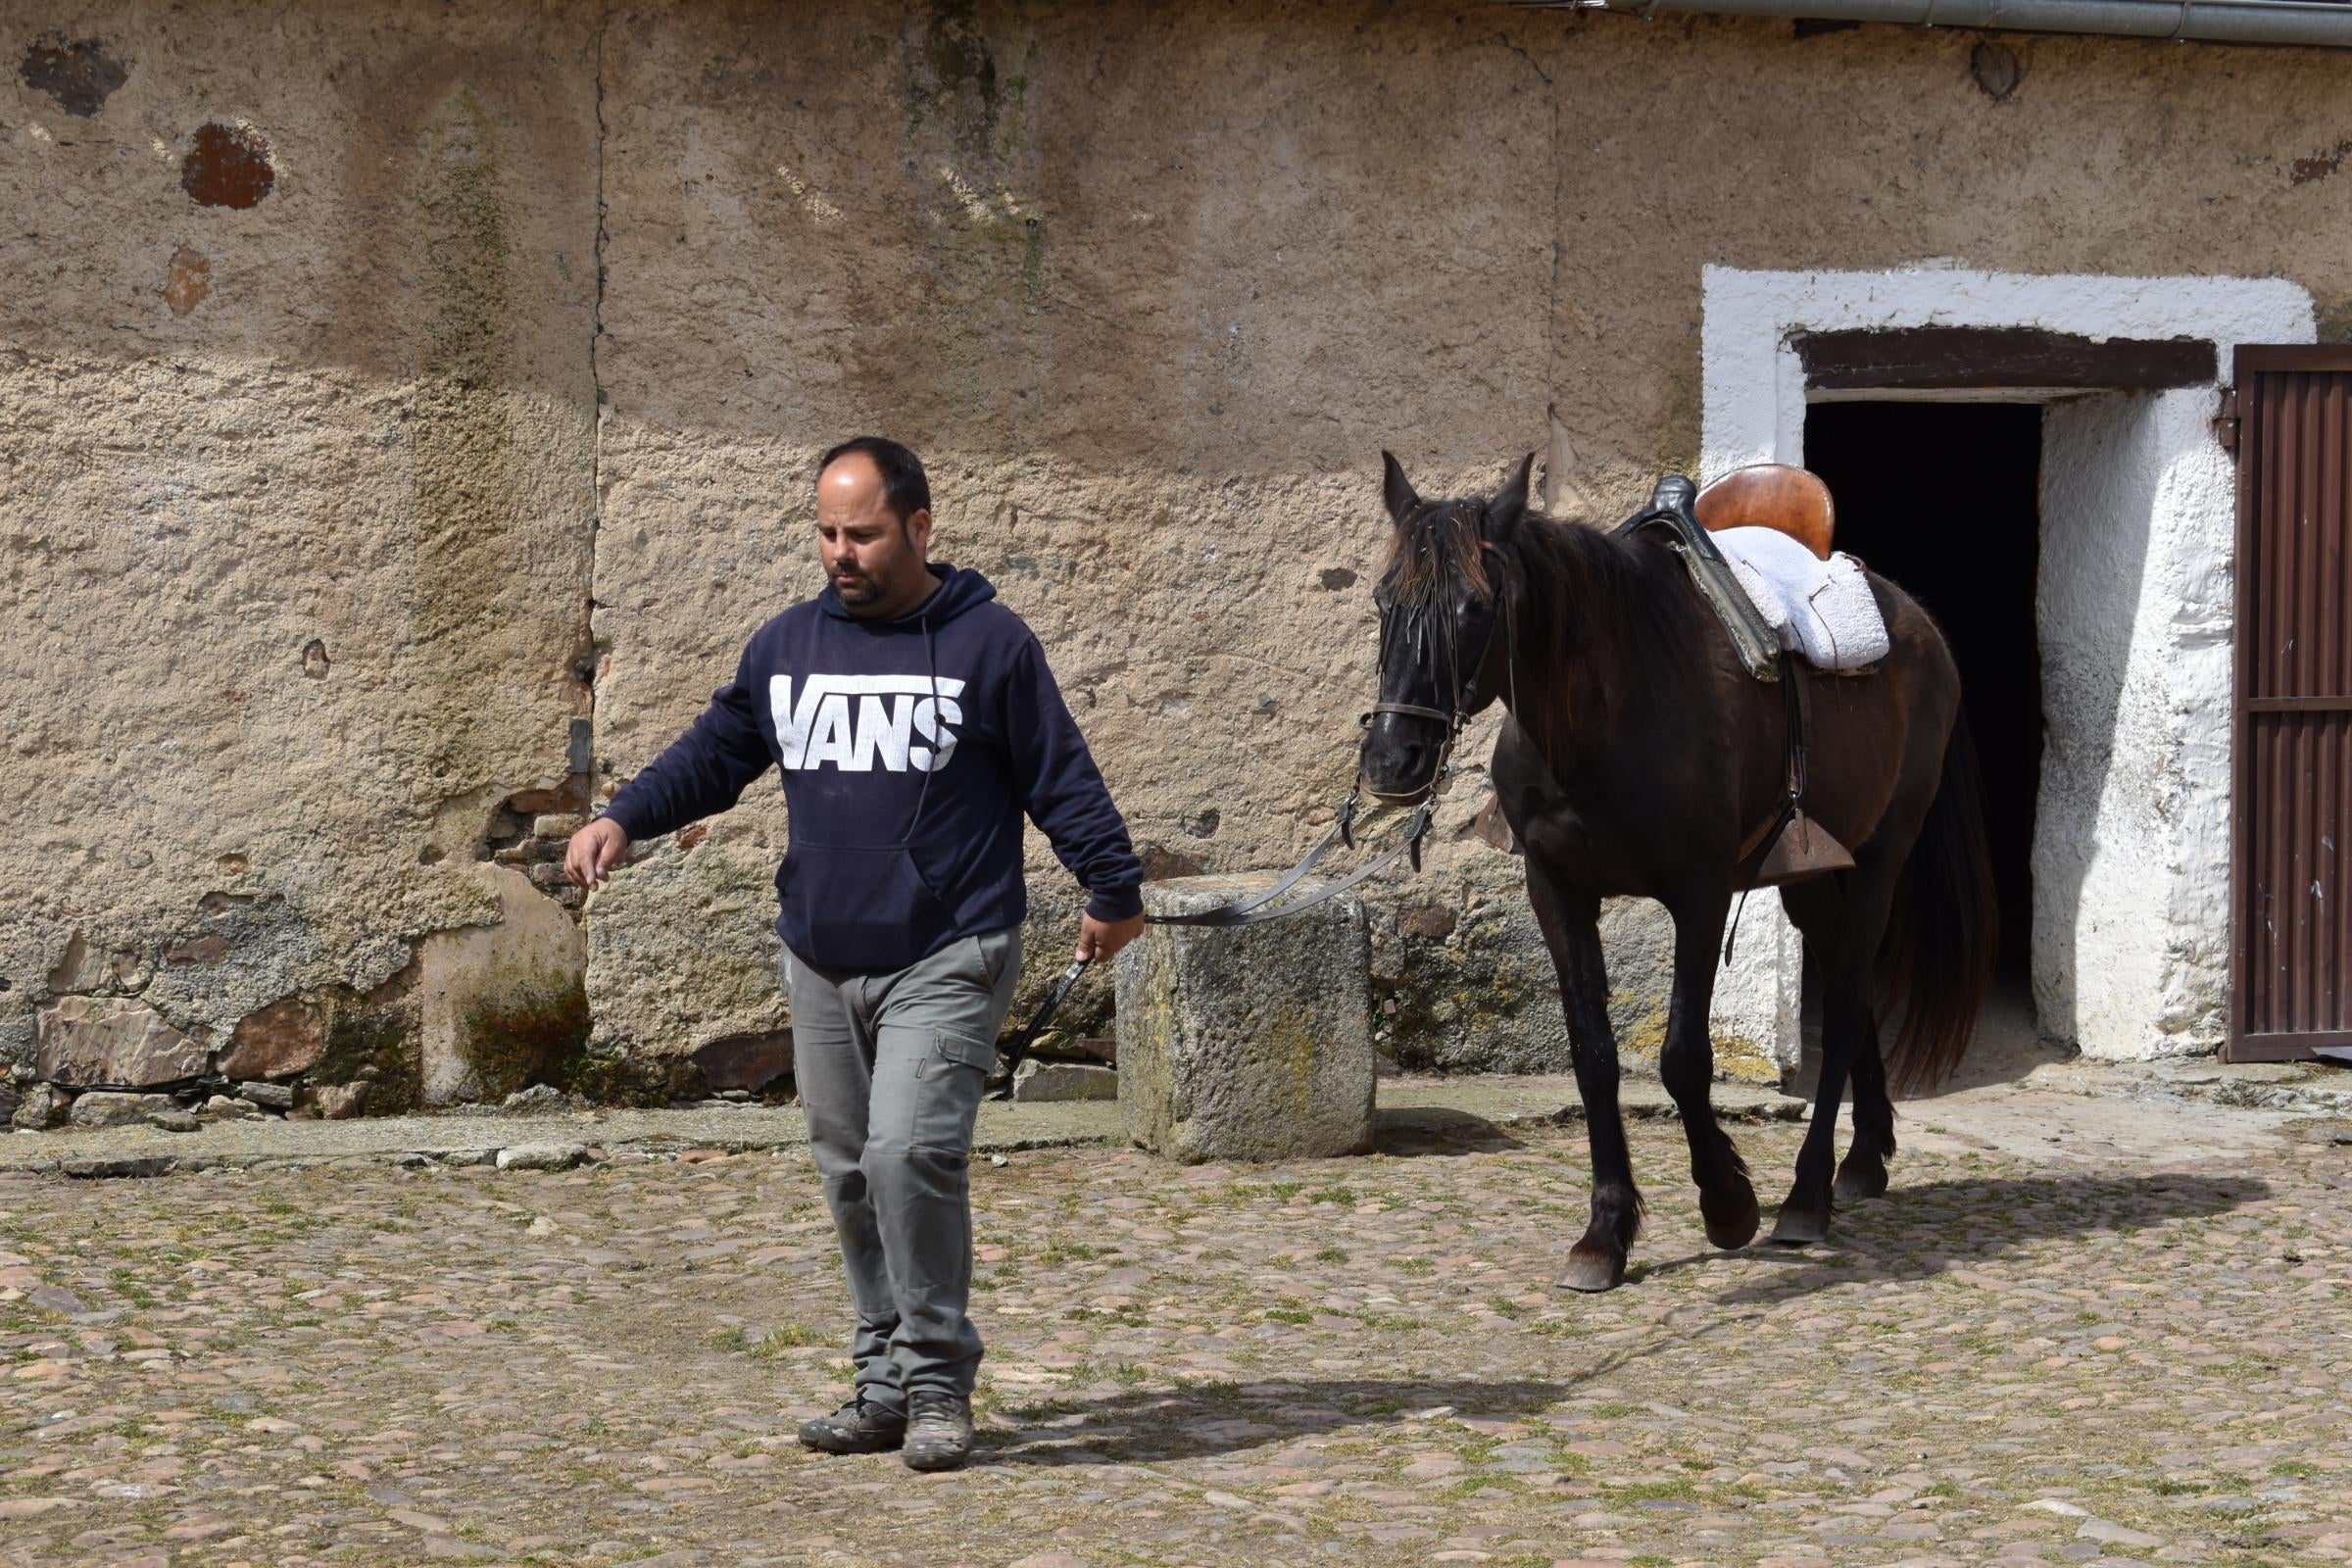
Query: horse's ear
[
  {"left": 1381, "top": 451, "right": 1420, "bottom": 524},
  {"left": 1488, "top": 452, "right": 1535, "bottom": 542}
]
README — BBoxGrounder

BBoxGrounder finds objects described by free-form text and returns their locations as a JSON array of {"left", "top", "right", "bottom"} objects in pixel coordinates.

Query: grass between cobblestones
[{"left": 0, "top": 1117, "right": 2346, "bottom": 1567}]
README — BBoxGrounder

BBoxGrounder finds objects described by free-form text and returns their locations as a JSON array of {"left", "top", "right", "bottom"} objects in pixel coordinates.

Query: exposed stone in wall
[
  {"left": 18, "top": 35, "right": 126, "bottom": 117},
  {"left": 689, "top": 1030, "right": 793, "bottom": 1094},
  {"left": 180, "top": 122, "right": 273, "bottom": 209},
  {"left": 165, "top": 246, "right": 210, "bottom": 316},
  {"left": 219, "top": 996, "right": 326, "bottom": 1081},
  {"left": 35, "top": 997, "right": 206, "bottom": 1088}
]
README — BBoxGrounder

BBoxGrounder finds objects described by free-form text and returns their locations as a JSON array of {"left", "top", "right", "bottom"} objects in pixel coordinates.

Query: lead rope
[{"left": 995, "top": 525, "right": 1502, "bottom": 1096}]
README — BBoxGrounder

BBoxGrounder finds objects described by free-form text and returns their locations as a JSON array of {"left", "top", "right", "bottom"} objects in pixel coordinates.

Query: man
[{"left": 564, "top": 436, "right": 1145, "bottom": 1471}]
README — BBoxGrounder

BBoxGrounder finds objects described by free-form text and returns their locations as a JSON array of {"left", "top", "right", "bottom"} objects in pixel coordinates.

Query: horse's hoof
[
  {"left": 1558, "top": 1246, "right": 1627, "bottom": 1293},
  {"left": 1701, "top": 1185, "right": 1761, "bottom": 1250},
  {"left": 1769, "top": 1205, "right": 1830, "bottom": 1247},
  {"left": 1833, "top": 1162, "right": 1888, "bottom": 1204}
]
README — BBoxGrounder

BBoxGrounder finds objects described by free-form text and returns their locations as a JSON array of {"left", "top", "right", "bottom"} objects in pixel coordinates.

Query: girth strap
[{"left": 1723, "top": 648, "right": 1852, "bottom": 962}]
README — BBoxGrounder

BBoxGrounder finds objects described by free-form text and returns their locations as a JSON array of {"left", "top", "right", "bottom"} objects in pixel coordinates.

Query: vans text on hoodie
[{"left": 601, "top": 564, "right": 1145, "bottom": 973}]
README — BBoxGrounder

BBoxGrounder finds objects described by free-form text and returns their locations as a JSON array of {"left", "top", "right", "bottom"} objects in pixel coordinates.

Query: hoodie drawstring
[{"left": 903, "top": 609, "right": 942, "bottom": 846}]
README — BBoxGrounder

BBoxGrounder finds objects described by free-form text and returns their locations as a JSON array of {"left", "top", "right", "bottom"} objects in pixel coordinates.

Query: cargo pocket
[
  {"left": 917, "top": 1029, "right": 999, "bottom": 1082},
  {"left": 910, "top": 1029, "right": 997, "bottom": 1153}
]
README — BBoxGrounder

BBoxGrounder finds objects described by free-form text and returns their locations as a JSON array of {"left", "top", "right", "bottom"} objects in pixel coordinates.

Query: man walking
[{"left": 564, "top": 437, "right": 1145, "bottom": 1471}]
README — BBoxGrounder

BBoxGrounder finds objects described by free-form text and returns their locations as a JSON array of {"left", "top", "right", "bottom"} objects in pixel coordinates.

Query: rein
[{"left": 992, "top": 519, "right": 1513, "bottom": 1097}]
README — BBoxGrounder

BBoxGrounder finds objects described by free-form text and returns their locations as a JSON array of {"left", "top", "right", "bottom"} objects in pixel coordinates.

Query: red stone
[{"left": 220, "top": 998, "right": 324, "bottom": 1082}]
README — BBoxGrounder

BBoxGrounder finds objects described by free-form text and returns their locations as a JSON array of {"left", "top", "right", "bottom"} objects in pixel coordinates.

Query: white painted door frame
[{"left": 1699, "top": 265, "right": 2312, "bottom": 1069}]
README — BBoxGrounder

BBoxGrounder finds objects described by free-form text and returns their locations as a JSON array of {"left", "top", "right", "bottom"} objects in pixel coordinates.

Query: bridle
[{"left": 1361, "top": 505, "right": 1515, "bottom": 803}]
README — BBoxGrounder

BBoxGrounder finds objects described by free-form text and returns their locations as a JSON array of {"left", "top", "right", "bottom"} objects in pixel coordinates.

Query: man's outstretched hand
[
  {"left": 1075, "top": 911, "right": 1146, "bottom": 963},
  {"left": 564, "top": 817, "right": 631, "bottom": 890}
]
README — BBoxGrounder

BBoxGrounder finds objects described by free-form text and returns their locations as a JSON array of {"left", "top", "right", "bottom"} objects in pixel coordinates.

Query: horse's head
[{"left": 1356, "top": 451, "right": 1533, "bottom": 804}]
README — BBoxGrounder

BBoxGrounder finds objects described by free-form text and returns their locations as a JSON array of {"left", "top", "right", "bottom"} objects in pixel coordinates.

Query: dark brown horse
[{"left": 1357, "top": 453, "right": 1996, "bottom": 1292}]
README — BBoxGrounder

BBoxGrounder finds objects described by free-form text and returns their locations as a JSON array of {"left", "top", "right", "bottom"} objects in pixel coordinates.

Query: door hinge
[{"left": 2217, "top": 384, "right": 2240, "bottom": 456}]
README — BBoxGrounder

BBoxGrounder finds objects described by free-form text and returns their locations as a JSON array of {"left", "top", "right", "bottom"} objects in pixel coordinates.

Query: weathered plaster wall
[
  {"left": 8, "top": 1, "right": 2352, "bottom": 1103},
  {"left": 580, "top": 0, "right": 1567, "bottom": 1070},
  {"left": 2037, "top": 386, "right": 2250, "bottom": 1060},
  {"left": 0, "top": 3, "right": 601, "bottom": 1103}
]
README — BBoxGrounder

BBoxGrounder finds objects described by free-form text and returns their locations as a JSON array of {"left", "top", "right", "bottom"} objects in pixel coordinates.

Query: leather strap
[
  {"left": 1724, "top": 649, "right": 1809, "bottom": 964},
  {"left": 1615, "top": 475, "right": 1784, "bottom": 681},
  {"left": 988, "top": 956, "right": 1091, "bottom": 1100},
  {"left": 1365, "top": 701, "right": 1454, "bottom": 725},
  {"left": 1147, "top": 795, "right": 1438, "bottom": 928}
]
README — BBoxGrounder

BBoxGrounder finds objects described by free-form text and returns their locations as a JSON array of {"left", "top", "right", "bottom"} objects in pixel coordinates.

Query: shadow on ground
[
  {"left": 1640, "top": 1170, "right": 2274, "bottom": 1303},
  {"left": 984, "top": 1377, "right": 1571, "bottom": 1465},
  {"left": 1791, "top": 983, "right": 2070, "bottom": 1102},
  {"left": 1371, "top": 1107, "right": 1528, "bottom": 1156}
]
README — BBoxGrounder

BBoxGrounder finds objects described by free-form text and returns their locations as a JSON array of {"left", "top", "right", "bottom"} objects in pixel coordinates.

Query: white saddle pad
[{"left": 1713, "top": 525, "right": 1889, "bottom": 671}]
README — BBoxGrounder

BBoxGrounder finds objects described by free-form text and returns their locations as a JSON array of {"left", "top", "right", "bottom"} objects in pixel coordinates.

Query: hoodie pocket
[{"left": 779, "top": 842, "right": 951, "bottom": 972}]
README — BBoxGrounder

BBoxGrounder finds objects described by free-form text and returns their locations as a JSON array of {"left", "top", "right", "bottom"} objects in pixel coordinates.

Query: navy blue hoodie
[{"left": 602, "top": 565, "right": 1144, "bottom": 973}]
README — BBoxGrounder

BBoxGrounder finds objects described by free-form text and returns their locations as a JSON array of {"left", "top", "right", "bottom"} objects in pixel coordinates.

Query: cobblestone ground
[{"left": 3, "top": 1107, "right": 2348, "bottom": 1568}]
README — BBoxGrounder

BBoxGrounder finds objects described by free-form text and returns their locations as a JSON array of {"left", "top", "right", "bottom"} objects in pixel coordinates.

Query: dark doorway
[{"left": 1803, "top": 401, "right": 2044, "bottom": 988}]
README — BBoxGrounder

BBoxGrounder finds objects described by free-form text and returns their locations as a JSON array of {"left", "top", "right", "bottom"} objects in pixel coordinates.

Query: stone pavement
[
  {"left": 0, "top": 1075, "right": 1805, "bottom": 1177},
  {"left": 2, "top": 1074, "right": 2348, "bottom": 1568}
]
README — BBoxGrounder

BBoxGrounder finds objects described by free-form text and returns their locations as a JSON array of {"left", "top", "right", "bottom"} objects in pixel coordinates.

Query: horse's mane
[
  {"left": 1505, "top": 510, "right": 1690, "bottom": 657},
  {"left": 1382, "top": 502, "right": 1690, "bottom": 670}
]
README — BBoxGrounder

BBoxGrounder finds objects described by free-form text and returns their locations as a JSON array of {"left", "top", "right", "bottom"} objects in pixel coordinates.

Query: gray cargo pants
[{"left": 784, "top": 927, "right": 1021, "bottom": 1411}]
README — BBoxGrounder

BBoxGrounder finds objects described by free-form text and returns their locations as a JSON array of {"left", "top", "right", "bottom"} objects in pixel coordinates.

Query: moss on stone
[
  {"left": 312, "top": 990, "right": 422, "bottom": 1116},
  {"left": 455, "top": 969, "right": 588, "bottom": 1102},
  {"left": 556, "top": 1047, "right": 703, "bottom": 1108},
  {"left": 1376, "top": 906, "right": 1559, "bottom": 1072}
]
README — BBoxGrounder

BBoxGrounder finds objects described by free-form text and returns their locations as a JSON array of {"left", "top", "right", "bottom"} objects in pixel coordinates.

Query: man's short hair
[{"left": 817, "top": 436, "right": 931, "bottom": 527}]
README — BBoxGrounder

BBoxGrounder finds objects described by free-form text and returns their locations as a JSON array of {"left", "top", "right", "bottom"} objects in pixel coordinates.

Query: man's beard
[{"left": 833, "top": 569, "right": 881, "bottom": 606}]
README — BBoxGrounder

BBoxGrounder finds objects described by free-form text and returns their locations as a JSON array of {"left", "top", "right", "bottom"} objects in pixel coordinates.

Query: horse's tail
[{"left": 1878, "top": 707, "right": 1998, "bottom": 1094}]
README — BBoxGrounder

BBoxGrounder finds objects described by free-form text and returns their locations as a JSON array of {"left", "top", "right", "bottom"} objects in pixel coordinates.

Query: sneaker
[
  {"left": 796, "top": 1396, "right": 906, "bottom": 1455},
  {"left": 901, "top": 1390, "right": 974, "bottom": 1471}
]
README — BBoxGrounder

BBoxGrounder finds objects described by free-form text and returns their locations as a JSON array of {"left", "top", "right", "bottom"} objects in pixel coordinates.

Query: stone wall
[{"left": 7, "top": 1, "right": 2352, "bottom": 1108}]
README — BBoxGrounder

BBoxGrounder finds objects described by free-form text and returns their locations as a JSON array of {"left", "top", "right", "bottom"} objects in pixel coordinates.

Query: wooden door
[{"left": 2232, "top": 346, "right": 2352, "bottom": 1060}]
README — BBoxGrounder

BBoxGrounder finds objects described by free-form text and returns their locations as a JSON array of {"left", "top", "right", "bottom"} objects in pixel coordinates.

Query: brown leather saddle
[{"left": 1693, "top": 463, "right": 1837, "bottom": 561}]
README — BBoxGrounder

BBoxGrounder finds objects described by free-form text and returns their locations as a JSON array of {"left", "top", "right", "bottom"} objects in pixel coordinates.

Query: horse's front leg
[
  {"left": 1660, "top": 891, "right": 1760, "bottom": 1250},
  {"left": 1526, "top": 861, "right": 1641, "bottom": 1293}
]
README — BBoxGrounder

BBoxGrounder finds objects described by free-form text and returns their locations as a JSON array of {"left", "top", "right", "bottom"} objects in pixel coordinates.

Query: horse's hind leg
[
  {"left": 1526, "top": 863, "right": 1642, "bottom": 1293},
  {"left": 1834, "top": 1023, "right": 1895, "bottom": 1204},
  {"left": 1773, "top": 865, "right": 1899, "bottom": 1246},
  {"left": 1771, "top": 979, "right": 1863, "bottom": 1245},
  {"left": 1660, "top": 892, "right": 1759, "bottom": 1250}
]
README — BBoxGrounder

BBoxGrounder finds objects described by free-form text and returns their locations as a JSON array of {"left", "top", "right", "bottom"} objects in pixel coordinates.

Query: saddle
[
  {"left": 1614, "top": 472, "right": 1855, "bottom": 889},
  {"left": 1694, "top": 464, "right": 1835, "bottom": 560}
]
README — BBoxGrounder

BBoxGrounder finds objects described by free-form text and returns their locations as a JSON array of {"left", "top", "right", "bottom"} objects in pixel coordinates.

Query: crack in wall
[
  {"left": 586, "top": 0, "right": 612, "bottom": 782},
  {"left": 1495, "top": 24, "right": 1568, "bottom": 506}
]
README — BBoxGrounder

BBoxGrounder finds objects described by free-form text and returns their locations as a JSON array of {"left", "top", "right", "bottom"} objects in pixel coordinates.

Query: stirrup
[{"left": 1748, "top": 808, "right": 1853, "bottom": 888}]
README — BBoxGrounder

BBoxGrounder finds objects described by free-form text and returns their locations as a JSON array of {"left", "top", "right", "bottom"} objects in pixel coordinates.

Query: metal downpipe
[{"left": 1507, "top": 0, "right": 2352, "bottom": 48}]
